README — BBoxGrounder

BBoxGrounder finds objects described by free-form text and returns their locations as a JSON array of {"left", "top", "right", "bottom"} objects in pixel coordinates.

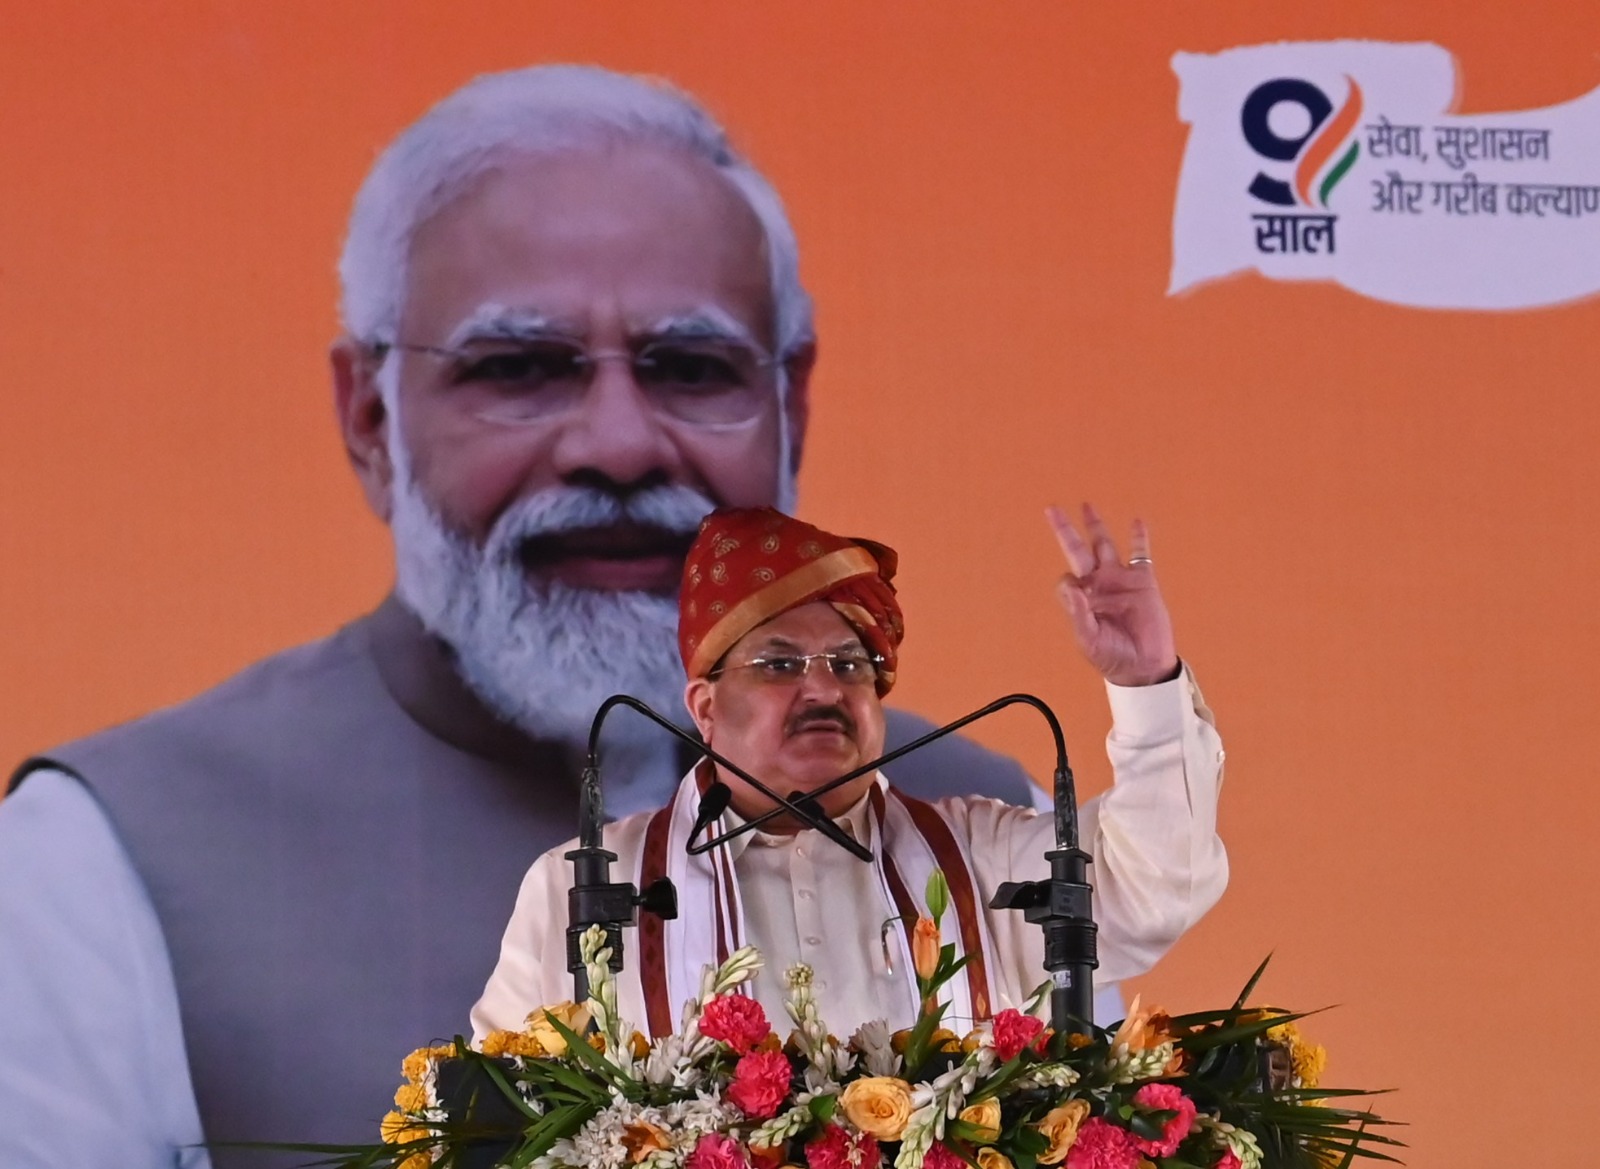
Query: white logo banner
[{"left": 1170, "top": 41, "right": 1600, "bottom": 310}]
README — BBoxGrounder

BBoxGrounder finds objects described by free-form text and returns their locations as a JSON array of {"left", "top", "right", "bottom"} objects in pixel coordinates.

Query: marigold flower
[
  {"left": 400, "top": 1043, "right": 454, "bottom": 1084},
  {"left": 1035, "top": 1098, "right": 1092, "bottom": 1165},
  {"left": 630, "top": 1030, "right": 652, "bottom": 1059},
  {"left": 479, "top": 1029, "right": 547, "bottom": 1059},
  {"left": 958, "top": 1097, "right": 1002, "bottom": 1143},
  {"left": 393, "top": 1082, "right": 427, "bottom": 1112},
  {"left": 840, "top": 1075, "right": 915, "bottom": 1140},
  {"left": 1292, "top": 1040, "right": 1327, "bottom": 1088},
  {"left": 379, "top": 1110, "right": 428, "bottom": 1146}
]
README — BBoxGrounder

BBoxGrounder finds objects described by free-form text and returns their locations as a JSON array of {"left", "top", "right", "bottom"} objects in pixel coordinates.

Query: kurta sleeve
[
  {"left": 0, "top": 769, "right": 211, "bottom": 1169},
  {"left": 967, "top": 663, "right": 1227, "bottom": 1005},
  {"left": 471, "top": 844, "right": 574, "bottom": 1042}
]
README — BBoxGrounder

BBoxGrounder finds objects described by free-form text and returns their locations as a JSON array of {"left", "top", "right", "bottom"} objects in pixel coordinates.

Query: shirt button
[
  {"left": 805, "top": 935, "right": 822, "bottom": 946},
  {"left": 795, "top": 846, "right": 807, "bottom": 858},
  {"left": 797, "top": 889, "right": 814, "bottom": 901}
]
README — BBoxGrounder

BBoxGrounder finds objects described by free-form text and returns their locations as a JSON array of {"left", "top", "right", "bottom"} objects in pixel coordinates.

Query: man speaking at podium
[{"left": 473, "top": 506, "right": 1227, "bottom": 1038}]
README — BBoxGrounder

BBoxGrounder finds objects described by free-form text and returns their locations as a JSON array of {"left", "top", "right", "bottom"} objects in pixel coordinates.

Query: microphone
[{"left": 688, "top": 781, "right": 733, "bottom": 843}]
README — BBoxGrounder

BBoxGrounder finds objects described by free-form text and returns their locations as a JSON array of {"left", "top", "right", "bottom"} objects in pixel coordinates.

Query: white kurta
[{"left": 472, "top": 668, "right": 1227, "bottom": 1041}]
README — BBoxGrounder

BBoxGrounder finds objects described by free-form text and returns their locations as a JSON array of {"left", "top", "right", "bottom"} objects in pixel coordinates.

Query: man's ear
[
  {"left": 684, "top": 677, "right": 715, "bottom": 741},
  {"left": 331, "top": 337, "right": 395, "bottom": 521},
  {"left": 781, "top": 340, "right": 815, "bottom": 478}
]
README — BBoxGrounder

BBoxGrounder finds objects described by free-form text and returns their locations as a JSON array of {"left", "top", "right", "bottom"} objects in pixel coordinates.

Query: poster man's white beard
[{"left": 389, "top": 471, "right": 714, "bottom": 749}]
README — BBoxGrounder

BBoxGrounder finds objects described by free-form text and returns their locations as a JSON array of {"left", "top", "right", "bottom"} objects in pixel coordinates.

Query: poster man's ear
[{"left": 330, "top": 337, "right": 395, "bottom": 521}]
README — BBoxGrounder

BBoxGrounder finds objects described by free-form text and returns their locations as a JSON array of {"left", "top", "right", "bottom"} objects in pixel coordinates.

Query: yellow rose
[
  {"left": 976, "top": 1150, "right": 1016, "bottom": 1169},
  {"left": 1034, "top": 1099, "right": 1091, "bottom": 1165},
  {"left": 959, "top": 1098, "right": 1002, "bottom": 1143},
  {"left": 525, "top": 1001, "right": 594, "bottom": 1055},
  {"left": 839, "top": 1076, "right": 915, "bottom": 1141}
]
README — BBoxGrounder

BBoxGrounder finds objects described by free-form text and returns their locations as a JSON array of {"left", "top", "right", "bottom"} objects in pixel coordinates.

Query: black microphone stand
[{"left": 563, "top": 716, "right": 678, "bottom": 1004}]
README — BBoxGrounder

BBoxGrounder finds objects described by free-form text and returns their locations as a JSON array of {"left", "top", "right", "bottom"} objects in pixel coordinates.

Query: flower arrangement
[{"left": 350, "top": 873, "right": 1396, "bottom": 1169}]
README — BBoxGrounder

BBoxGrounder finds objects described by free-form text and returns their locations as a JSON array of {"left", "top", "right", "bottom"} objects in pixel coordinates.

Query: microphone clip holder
[
  {"left": 566, "top": 763, "right": 678, "bottom": 1003},
  {"left": 989, "top": 839, "right": 1099, "bottom": 1035}
]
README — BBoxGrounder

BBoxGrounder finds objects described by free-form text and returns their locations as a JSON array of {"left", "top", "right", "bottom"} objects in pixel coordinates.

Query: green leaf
[
  {"left": 1011, "top": 1127, "right": 1049, "bottom": 1155},
  {"left": 1128, "top": 1108, "right": 1177, "bottom": 1141},
  {"left": 810, "top": 1093, "right": 838, "bottom": 1122},
  {"left": 1230, "top": 954, "right": 1273, "bottom": 1011},
  {"left": 926, "top": 868, "right": 950, "bottom": 923}
]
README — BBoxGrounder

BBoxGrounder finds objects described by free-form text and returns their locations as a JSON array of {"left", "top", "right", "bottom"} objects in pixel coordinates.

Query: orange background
[{"left": 4, "top": 3, "right": 1598, "bottom": 1164}]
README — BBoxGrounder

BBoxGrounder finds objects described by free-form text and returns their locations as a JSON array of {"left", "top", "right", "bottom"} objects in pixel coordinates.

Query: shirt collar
[{"left": 711, "top": 776, "right": 882, "bottom": 863}]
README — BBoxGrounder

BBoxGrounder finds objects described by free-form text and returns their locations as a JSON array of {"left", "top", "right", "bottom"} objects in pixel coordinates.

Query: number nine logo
[{"left": 1242, "top": 76, "right": 1364, "bottom": 208}]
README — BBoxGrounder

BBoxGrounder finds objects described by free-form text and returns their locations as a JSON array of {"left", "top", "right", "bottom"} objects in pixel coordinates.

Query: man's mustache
[
  {"left": 786, "top": 706, "right": 856, "bottom": 738},
  {"left": 483, "top": 484, "right": 716, "bottom": 565}
]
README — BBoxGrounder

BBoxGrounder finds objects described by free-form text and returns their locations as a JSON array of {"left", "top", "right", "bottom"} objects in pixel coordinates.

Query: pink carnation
[
  {"left": 699, "top": 993, "right": 771, "bottom": 1054},
  {"left": 1214, "top": 1152, "right": 1243, "bottom": 1169},
  {"left": 921, "top": 1143, "right": 967, "bottom": 1169},
  {"left": 1065, "top": 1117, "right": 1141, "bottom": 1169},
  {"left": 727, "top": 1049, "right": 792, "bottom": 1120},
  {"left": 804, "top": 1122, "right": 882, "bottom": 1169},
  {"left": 1131, "top": 1082, "right": 1199, "bottom": 1157},
  {"left": 687, "top": 1131, "right": 750, "bottom": 1169},
  {"left": 991, "top": 1008, "right": 1046, "bottom": 1061}
]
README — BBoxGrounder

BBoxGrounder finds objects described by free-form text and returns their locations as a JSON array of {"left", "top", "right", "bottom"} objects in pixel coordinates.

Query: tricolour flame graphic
[{"left": 1295, "top": 77, "right": 1363, "bottom": 207}]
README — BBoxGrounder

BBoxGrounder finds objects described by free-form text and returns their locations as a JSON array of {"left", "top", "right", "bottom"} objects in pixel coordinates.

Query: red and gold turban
[{"left": 679, "top": 507, "right": 904, "bottom": 694}]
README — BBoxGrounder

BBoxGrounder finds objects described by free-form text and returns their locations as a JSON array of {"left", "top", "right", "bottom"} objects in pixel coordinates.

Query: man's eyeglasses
[
  {"left": 369, "top": 335, "right": 780, "bottom": 430},
  {"left": 710, "top": 651, "right": 882, "bottom": 687}
]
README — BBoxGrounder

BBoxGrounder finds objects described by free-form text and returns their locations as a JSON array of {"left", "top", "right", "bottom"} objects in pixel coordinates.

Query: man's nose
[
  {"left": 547, "top": 357, "right": 683, "bottom": 489},
  {"left": 795, "top": 657, "right": 846, "bottom": 700}
]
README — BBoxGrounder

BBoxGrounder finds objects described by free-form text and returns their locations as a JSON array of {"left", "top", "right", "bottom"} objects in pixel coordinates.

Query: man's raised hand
[{"left": 1046, "top": 503, "right": 1179, "bottom": 687}]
